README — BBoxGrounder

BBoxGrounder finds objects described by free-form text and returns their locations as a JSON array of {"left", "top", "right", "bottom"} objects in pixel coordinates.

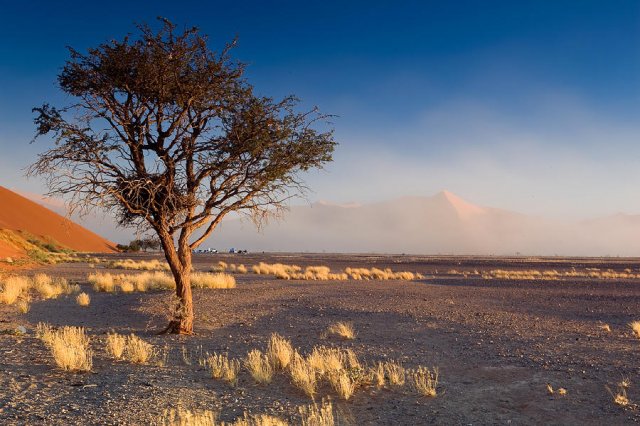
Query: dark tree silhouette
[{"left": 30, "top": 19, "right": 336, "bottom": 334}]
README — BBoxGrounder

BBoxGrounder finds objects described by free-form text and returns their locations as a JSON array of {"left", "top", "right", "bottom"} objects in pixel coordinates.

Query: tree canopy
[{"left": 31, "top": 19, "right": 336, "bottom": 333}]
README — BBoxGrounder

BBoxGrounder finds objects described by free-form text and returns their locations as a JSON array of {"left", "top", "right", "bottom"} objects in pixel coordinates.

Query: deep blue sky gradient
[{"left": 1, "top": 1, "right": 639, "bottom": 218}]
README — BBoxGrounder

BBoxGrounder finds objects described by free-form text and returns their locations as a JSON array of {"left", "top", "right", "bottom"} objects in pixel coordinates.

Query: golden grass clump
[
  {"left": 629, "top": 321, "right": 640, "bottom": 338},
  {"left": 232, "top": 413, "right": 289, "bottom": 426},
  {"left": 207, "top": 352, "right": 241, "bottom": 386},
  {"left": 157, "top": 408, "right": 289, "bottom": 426},
  {"left": 344, "top": 267, "right": 419, "bottom": 281},
  {"left": 38, "top": 324, "right": 92, "bottom": 372},
  {"left": 124, "top": 334, "right": 155, "bottom": 364},
  {"left": 88, "top": 272, "right": 116, "bottom": 292},
  {"left": 158, "top": 407, "right": 217, "bottom": 426},
  {"left": 409, "top": 366, "right": 439, "bottom": 397},
  {"left": 384, "top": 361, "right": 406, "bottom": 386},
  {"left": 16, "top": 299, "right": 30, "bottom": 314},
  {"left": 326, "top": 322, "right": 356, "bottom": 340},
  {"left": 76, "top": 292, "right": 90, "bottom": 306},
  {"left": 370, "top": 361, "right": 385, "bottom": 388},
  {"left": 36, "top": 322, "right": 55, "bottom": 345},
  {"left": 192, "top": 272, "right": 236, "bottom": 289},
  {"left": 236, "top": 264, "right": 248, "bottom": 274},
  {"left": 327, "top": 370, "right": 357, "bottom": 400},
  {"left": 245, "top": 349, "right": 274, "bottom": 384},
  {"left": 298, "top": 399, "right": 335, "bottom": 426},
  {"left": 211, "top": 261, "right": 228, "bottom": 272},
  {"left": 119, "top": 281, "right": 136, "bottom": 293},
  {"left": 109, "top": 259, "right": 170, "bottom": 271},
  {"left": 105, "top": 333, "right": 127, "bottom": 359},
  {"left": 252, "top": 262, "right": 302, "bottom": 277},
  {"left": 267, "top": 333, "right": 294, "bottom": 370},
  {"left": 289, "top": 352, "right": 318, "bottom": 398},
  {"left": 607, "top": 384, "right": 630, "bottom": 407},
  {"left": 0, "top": 276, "right": 30, "bottom": 304},
  {"left": 307, "top": 346, "right": 348, "bottom": 375},
  {"left": 1, "top": 274, "right": 76, "bottom": 305}
]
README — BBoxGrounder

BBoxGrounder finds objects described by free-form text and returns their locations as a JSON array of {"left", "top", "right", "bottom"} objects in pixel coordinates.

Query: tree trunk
[{"left": 158, "top": 229, "right": 195, "bottom": 334}]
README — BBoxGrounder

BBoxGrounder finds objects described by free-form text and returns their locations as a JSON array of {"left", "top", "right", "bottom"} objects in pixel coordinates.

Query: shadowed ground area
[{"left": 0, "top": 253, "right": 639, "bottom": 424}]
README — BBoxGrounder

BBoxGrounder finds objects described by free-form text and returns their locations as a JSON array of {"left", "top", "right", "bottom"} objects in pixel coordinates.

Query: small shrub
[
  {"left": 409, "top": 366, "right": 438, "bottom": 397},
  {"left": 267, "top": 333, "right": 294, "bottom": 370},
  {"left": 326, "top": 322, "right": 355, "bottom": 340},
  {"left": 629, "top": 321, "right": 640, "bottom": 338},
  {"left": 76, "top": 292, "right": 90, "bottom": 306},
  {"left": 245, "top": 349, "right": 274, "bottom": 384},
  {"left": 236, "top": 264, "right": 248, "bottom": 274},
  {"left": 124, "top": 334, "right": 154, "bottom": 364},
  {"left": 105, "top": 333, "right": 127, "bottom": 359}
]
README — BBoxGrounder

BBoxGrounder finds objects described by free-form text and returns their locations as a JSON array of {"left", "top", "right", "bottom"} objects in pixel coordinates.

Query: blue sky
[{"left": 0, "top": 0, "right": 639, "bottom": 219}]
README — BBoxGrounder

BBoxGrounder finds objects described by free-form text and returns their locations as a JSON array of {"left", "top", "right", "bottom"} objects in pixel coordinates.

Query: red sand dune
[{"left": 0, "top": 186, "right": 116, "bottom": 254}]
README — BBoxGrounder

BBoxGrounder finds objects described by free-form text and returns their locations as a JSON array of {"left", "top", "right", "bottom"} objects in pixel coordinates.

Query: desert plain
[{"left": 0, "top": 252, "right": 638, "bottom": 425}]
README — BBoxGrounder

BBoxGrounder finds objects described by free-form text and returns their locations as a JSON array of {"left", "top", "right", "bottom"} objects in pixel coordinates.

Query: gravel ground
[{"left": 0, "top": 253, "right": 639, "bottom": 425}]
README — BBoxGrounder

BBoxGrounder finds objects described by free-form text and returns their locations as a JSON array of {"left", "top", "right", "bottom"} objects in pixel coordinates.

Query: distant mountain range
[{"left": 15, "top": 188, "right": 640, "bottom": 256}]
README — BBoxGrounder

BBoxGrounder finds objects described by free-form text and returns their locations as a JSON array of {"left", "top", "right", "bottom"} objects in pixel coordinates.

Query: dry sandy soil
[{"left": 1, "top": 253, "right": 639, "bottom": 425}]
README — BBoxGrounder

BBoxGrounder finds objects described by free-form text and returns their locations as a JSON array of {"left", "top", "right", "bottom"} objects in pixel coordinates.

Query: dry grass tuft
[
  {"left": 327, "top": 370, "right": 357, "bottom": 400},
  {"left": 409, "top": 366, "right": 438, "bottom": 397},
  {"left": 124, "top": 334, "right": 155, "bottom": 364},
  {"left": 1, "top": 274, "right": 76, "bottom": 305},
  {"left": 16, "top": 299, "right": 30, "bottom": 314},
  {"left": 158, "top": 408, "right": 289, "bottom": 426},
  {"left": 109, "top": 259, "right": 170, "bottom": 271},
  {"left": 384, "top": 361, "right": 406, "bottom": 386},
  {"left": 37, "top": 324, "right": 92, "bottom": 371},
  {"left": 207, "top": 352, "right": 241, "bottom": 386},
  {"left": 88, "top": 272, "right": 116, "bottom": 292},
  {"left": 267, "top": 333, "right": 294, "bottom": 370},
  {"left": 298, "top": 399, "right": 335, "bottom": 426},
  {"left": 36, "top": 322, "right": 55, "bottom": 345},
  {"left": 629, "top": 321, "right": 640, "bottom": 338},
  {"left": 158, "top": 407, "right": 217, "bottom": 426},
  {"left": 289, "top": 352, "right": 318, "bottom": 398},
  {"left": 192, "top": 272, "right": 236, "bottom": 289},
  {"left": 76, "top": 292, "right": 91, "bottom": 306},
  {"left": 599, "top": 324, "right": 612, "bottom": 332},
  {"left": 0, "top": 276, "right": 30, "bottom": 304},
  {"left": 245, "top": 349, "right": 274, "bottom": 384},
  {"left": 370, "top": 362, "right": 385, "bottom": 388},
  {"left": 326, "top": 322, "right": 356, "bottom": 340},
  {"left": 89, "top": 271, "right": 234, "bottom": 292},
  {"left": 105, "top": 333, "right": 127, "bottom": 359},
  {"left": 233, "top": 413, "right": 289, "bottom": 426}
]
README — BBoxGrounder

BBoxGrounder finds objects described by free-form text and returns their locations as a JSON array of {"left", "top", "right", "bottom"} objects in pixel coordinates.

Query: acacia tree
[{"left": 30, "top": 19, "right": 336, "bottom": 334}]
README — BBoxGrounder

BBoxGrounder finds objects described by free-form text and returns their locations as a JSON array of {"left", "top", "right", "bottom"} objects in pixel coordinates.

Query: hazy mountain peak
[{"left": 434, "top": 190, "right": 486, "bottom": 219}]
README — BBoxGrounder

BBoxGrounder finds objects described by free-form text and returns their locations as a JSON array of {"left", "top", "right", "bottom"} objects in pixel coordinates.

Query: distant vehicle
[
  {"left": 192, "top": 248, "right": 218, "bottom": 254},
  {"left": 228, "top": 248, "right": 249, "bottom": 254}
]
